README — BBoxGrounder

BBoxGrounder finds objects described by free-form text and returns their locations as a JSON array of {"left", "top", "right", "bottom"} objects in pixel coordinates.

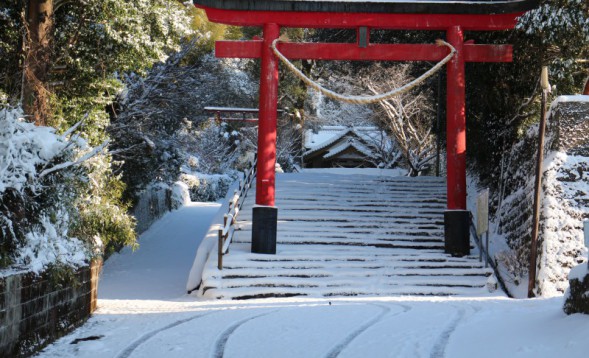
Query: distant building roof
[{"left": 304, "top": 126, "right": 383, "bottom": 157}]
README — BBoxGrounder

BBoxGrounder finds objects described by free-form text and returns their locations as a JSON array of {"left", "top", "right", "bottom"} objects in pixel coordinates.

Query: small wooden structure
[
  {"left": 303, "top": 127, "right": 383, "bottom": 168},
  {"left": 193, "top": 0, "right": 539, "bottom": 255}
]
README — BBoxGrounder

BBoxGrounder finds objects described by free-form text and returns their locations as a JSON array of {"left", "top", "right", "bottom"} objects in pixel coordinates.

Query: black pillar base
[
  {"left": 251, "top": 206, "right": 278, "bottom": 254},
  {"left": 444, "top": 210, "right": 470, "bottom": 257}
]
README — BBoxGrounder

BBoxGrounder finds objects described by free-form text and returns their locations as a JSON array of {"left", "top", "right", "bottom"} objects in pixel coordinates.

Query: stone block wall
[
  {"left": 134, "top": 183, "right": 175, "bottom": 234},
  {"left": 0, "top": 260, "right": 101, "bottom": 357},
  {"left": 495, "top": 96, "right": 589, "bottom": 296},
  {"left": 552, "top": 97, "right": 589, "bottom": 155}
]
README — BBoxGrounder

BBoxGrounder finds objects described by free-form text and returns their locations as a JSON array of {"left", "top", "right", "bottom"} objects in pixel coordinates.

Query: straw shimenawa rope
[{"left": 271, "top": 39, "right": 456, "bottom": 105}]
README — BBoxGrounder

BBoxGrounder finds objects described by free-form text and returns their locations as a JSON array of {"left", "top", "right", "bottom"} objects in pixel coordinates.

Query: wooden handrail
[{"left": 218, "top": 156, "right": 257, "bottom": 270}]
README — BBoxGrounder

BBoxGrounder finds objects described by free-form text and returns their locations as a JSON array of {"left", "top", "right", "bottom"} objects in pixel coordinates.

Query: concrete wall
[{"left": 0, "top": 261, "right": 101, "bottom": 357}]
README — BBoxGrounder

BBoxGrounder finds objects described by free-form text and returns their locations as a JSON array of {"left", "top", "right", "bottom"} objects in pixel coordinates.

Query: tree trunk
[{"left": 23, "top": 0, "right": 53, "bottom": 125}]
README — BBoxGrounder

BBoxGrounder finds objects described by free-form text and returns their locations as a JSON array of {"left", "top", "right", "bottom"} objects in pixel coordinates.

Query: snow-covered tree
[
  {"left": 516, "top": 0, "right": 589, "bottom": 89},
  {"left": 363, "top": 64, "right": 436, "bottom": 176},
  {"left": 109, "top": 40, "right": 256, "bottom": 201},
  {"left": 0, "top": 1, "right": 199, "bottom": 261}
]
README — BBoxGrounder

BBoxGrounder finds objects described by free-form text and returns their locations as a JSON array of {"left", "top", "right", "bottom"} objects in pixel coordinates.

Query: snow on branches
[
  {"left": 0, "top": 107, "right": 109, "bottom": 272},
  {"left": 0, "top": 107, "right": 107, "bottom": 193},
  {"left": 516, "top": 0, "right": 589, "bottom": 83},
  {"left": 364, "top": 64, "right": 437, "bottom": 176}
]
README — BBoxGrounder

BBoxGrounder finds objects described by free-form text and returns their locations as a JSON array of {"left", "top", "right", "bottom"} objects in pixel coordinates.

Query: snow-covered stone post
[
  {"left": 444, "top": 25, "right": 470, "bottom": 257},
  {"left": 564, "top": 221, "right": 589, "bottom": 314},
  {"left": 252, "top": 23, "right": 280, "bottom": 255}
]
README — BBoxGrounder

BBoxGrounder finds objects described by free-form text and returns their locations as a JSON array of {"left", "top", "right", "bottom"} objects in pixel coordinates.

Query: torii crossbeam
[{"left": 192, "top": 0, "right": 539, "bottom": 256}]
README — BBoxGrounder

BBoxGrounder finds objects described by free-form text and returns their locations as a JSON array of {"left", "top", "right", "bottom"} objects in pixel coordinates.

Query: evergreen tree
[{"left": 465, "top": 0, "right": 588, "bottom": 190}]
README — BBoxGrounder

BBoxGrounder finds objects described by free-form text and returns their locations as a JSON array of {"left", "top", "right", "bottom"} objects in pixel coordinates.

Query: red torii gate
[{"left": 192, "top": 0, "right": 538, "bottom": 255}]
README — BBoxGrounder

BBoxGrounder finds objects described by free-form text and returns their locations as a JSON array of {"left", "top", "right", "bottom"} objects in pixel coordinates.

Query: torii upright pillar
[
  {"left": 444, "top": 26, "right": 470, "bottom": 256},
  {"left": 251, "top": 23, "right": 280, "bottom": 254}
]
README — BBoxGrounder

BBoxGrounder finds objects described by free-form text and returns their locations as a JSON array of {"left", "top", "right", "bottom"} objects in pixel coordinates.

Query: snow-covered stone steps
[
  {"left": 203, "top": 285, "right": 492, "bottom": 301},
  {"left": 275, "top": 195, "right": 446, "bottom": 203},
  {"left": 234, "top": 227, "right": 444, "bottom": 238},
  {"left": 272, "top": 198, "right": 447, "bottom": 205},
  {"left": 215, "top": 278, "right": 487, "bottom": 291},
  {"left": 198, "top": 172, "right": 501, "bottom": 299}
]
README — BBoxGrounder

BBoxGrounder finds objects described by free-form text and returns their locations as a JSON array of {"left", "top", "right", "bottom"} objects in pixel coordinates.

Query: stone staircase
[{"left": 199, "top": 171, "right": 500, "bottom": 299}]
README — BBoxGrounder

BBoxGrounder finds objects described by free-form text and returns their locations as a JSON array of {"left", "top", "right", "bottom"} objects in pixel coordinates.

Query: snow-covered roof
[
  {"left": 303, "top": 126, "right": 382, "bottom": 159},
  {"left": 551, "top": 95, "right": 589, "bottom": 105},
  {"left": 323, "top": 140, "right": 375, "bottom": 160},
  {"left": 305, "top": 126, "right": 352, "bottom": 150},
  {"left": 193, "top": 0, "right": 538, "bottom": 15}
]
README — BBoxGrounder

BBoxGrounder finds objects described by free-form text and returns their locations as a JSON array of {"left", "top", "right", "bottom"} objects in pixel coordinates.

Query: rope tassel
[{"left": 271, "top": 39, "right": 456, "bottom": 104}]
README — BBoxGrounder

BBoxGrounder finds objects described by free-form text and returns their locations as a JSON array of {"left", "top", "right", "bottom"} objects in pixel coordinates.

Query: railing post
[
  {"left": 528, "top": 67, "right": 551, "bottom": 298},
  {"left": 584, "top": 221, "right": 589, "bottom": 272},
  {"left": 485, "top": 231, "right": 489, "bottom": 268},
  {"left": 478, "top": 232, "right": 483, "bottom": 263},
  {"left": 215, "top": 156, "right": 257, "bottom": 271},
  {"left": 218, "top": 228, "right": 223, "bottom": 270}
]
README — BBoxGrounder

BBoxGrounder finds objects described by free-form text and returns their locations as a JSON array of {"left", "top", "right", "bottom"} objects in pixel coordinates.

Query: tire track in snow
[
  {"left": 325, "top": 303, "right": 412, "bottom": 358},
  {"left": 116, "top": 312, "right": 214, "bottom": 358},
  {"left": 429, "top": 306, "right": 466, "bottom": 358},
  {"left": 211, "top": 310, "right": 275, "bottom": 358}
]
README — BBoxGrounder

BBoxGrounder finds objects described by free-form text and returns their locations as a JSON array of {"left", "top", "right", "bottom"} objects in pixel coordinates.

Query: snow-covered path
[
  {"left": 99, "top": 202, "right": 222, "bottom": 301},
  {"left": 36, "top": 202, "right": 589, "bottom": 358}
]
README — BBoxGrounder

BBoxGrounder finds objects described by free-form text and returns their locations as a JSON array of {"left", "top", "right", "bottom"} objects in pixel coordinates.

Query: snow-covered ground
[
  {"left": 98, "top": 202, "right": 222, "bottom": 301},
  {"left": 35, "top": 201, "right": 589, "bottom": 358}
]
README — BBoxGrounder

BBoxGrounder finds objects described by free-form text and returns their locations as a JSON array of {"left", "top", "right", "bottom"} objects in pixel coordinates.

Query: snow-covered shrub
[
  {"left": 0, "top": 107, "right": 89, "bottom": 271},
  {"left": 1, "top": 106, "right": 137, "bottom": 270},
  {"left": 563, "top": 263, "right": 589, "bottom": 314},
  {"left": 172, "top": 181, "right": 191, "bottom": 207},
  {"left": 16, "top": 212, "right": 87, "bottom": 274},
  {"left": 179, "top": 173, "right": 233, "bottom": 202}
]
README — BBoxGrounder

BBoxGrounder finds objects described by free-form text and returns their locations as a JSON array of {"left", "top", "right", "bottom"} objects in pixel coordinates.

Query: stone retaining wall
[
  {"left": 496, "top": 96, "right": 589, "bottom": 296},
  {"left": 0, "top": 260, "right": 101, "bottom": 357}
]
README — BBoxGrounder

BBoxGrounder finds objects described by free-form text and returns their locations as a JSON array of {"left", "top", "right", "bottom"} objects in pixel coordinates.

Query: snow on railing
[{"left": 217, "top": 155, "right": 257, "bottom": 270}]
